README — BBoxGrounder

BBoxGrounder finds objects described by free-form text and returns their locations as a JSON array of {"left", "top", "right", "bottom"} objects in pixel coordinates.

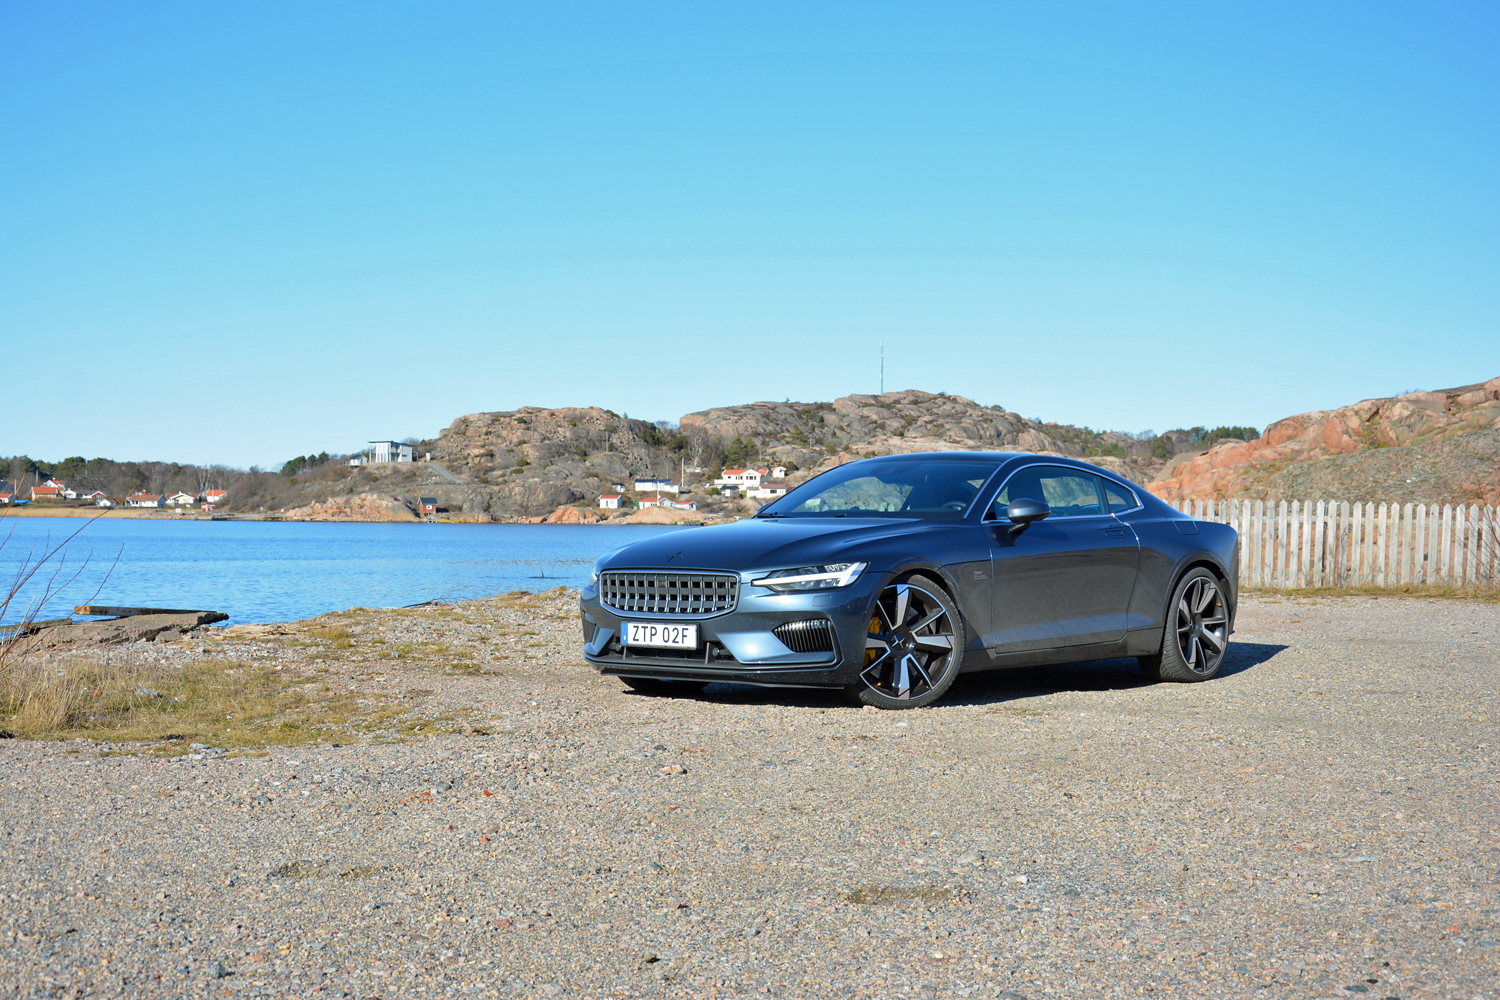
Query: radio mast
[{"left": 880, "top": 341, "right": 884, "bottom": 395}]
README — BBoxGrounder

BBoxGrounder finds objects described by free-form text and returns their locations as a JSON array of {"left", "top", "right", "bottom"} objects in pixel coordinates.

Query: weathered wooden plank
[
  {"left": 1287, "top": 500, "right": 1299, "bottom": 588},
  {"left": 1440, "top": 504, "right": 1453, "bottom": 583},
  {"left": 1251, "top": 500, "right": 1262, "bottom": 587},
  {"left": 1258, "top": 499, "right": 1269, "bottom": 587},
  {"left": 1356, "top": 500, "right": 1368, "bottom": 587},
  {"left": 1414, "top": 503, "right": 1427, "bottom": 585},
  {"left": 1484, "top": 506, "right": 1497, "bottom": 584},
  {"left": 1312, "top": 501, "right": 1326, "bottom": 588},
  {"left": 1338, "top": 500, "right": 1350, "bottom": 587},
  {"left": 1422, "top": 503, "right": 1434, "bottom": 581},
  {"left": 1399, "top": 503, "right": 1412, "bottom": 585},
  {"left": 0, "top": 617, "right": 73, "bottom": 639},
  {"left": 74, "top": 605, "right": 217, "bottom": 618},
  {"left": 1301, "top": 500, "right": 1313, "bottom": 588},
  {"left": 1375, "top": 502, "right": 1388, "bottom": 588},
  {"left": 1464, "top": 503, "right": 1476, "bottom": 581},
  {"left": 1388, "top": 502, "right": 1401, "bottom": 587},
  {"left": 1270, "top": 501, "right": 1283, "bottom": 588}
]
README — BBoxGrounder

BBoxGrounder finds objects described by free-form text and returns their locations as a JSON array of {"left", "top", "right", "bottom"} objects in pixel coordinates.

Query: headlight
[
  {"left": 751, "top": 562, "right": 867, "bottom": 592},
  {"left": 588, "top": 565, "right": 600, "bottom": 587}
]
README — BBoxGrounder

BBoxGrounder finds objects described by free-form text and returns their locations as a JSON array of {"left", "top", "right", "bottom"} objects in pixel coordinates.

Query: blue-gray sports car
[{"left": 579, "top": 452, "right": 1238, "bottom": 709}]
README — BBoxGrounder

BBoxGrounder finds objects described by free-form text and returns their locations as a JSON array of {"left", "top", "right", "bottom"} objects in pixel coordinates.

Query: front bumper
[{"left": 578, "top": 574, "right": 881, "bottom": 688}]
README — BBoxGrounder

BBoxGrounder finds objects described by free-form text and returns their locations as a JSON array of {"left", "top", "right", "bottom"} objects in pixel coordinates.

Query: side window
[
  {"left": 989, "top": 466, "right": 1107, "bottom": 519},
  {"left": 1102, "top": 479, "right": 1138, "bottom": 513}
]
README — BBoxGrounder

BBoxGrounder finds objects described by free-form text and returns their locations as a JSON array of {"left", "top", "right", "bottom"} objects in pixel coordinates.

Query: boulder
[
  {"left": 13, "top": 612, "right": 229, "bottom": 652},
  {"left": 544, "top": 505, "right": 601, "bottom": 524},
  {"left": 282, "top": 493, "right": 417, "bottom": 521}
]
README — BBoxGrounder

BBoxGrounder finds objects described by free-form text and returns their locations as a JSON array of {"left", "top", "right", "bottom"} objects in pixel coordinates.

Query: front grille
[
  {"left": 773, "top": 619, "right": 836, "bottom": 654},
  {"left": 599, "top": 571, "right": 739, "bottom": 616}
]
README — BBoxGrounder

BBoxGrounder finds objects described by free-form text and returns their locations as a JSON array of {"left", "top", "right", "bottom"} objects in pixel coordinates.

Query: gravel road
[{"left": 2, "top": 593, "right": 1496, "bottom": 999}]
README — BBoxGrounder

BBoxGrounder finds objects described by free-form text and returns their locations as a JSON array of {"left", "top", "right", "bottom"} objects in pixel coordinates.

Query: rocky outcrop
[
  {"left": 616, "top": 505, "right": 708, "bottom": 525},
  {"left": 14, "top": 611, "right": 229, "bottom": 652},
  {"left": 544, "top": 505, "right": 601, "bottom": 524},
  {"left": 282, "top": 493, "right": 418, "bottom": 521},
  {"left": 396, "top": 391, "right": 1183, "bottom": 519},
  {"left": 679, "top": 390, "right": 1158, "bottom": 482},
  {"left": 1148, "top": 378, "right": 1500, "bottom": 504}
]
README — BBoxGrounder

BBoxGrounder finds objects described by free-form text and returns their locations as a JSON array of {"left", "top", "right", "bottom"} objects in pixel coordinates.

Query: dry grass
[
  {"left": 842, "top": 885, "right": 969, "bottom": 906},
  {"left": 0, "top": 655, "right": 413, "bottom": 750},
  {"left": 1244, "top": 583, "right": 1500, "bottom": 602},
  {"left": 305, "top": 625, "right": 353, "bottom": 648}
]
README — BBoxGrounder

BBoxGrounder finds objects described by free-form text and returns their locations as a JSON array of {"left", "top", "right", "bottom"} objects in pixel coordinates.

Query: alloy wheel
[
  {"left": 861, "top": 583, "right": 957, "bottom": 702},
  {"left": 1175, "top": 576, "right": 1228, "bottom": 675}
]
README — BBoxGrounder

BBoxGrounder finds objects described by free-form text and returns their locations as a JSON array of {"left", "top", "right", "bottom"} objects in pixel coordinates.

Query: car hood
[{"left": 597, "top": 516, "right": 941, "bottom": 574}]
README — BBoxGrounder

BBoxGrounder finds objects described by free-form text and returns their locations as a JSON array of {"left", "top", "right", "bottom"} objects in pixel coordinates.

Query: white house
[
  {"left": 75, "top": 490, "right": 107, "bottom": 502},
  {"left": 204, "top": 489, "right": 228, "bottom": 505},
  {"left": 96, "top": 496, "right": 119, "bottom": 508},
  {"left": 167, "top": 492, "right": 199, "bottom": 506},
  {"left": 714, "top": 468, "right": 767, "bottom": 488},
  {"left": 634, "top": 478, "right": 680, "bottom": 494},
  {"left": 40, "top": 477, "right": 66, "bottom": 490},
  {"left": 126, "top": 493, "right": 165, "bottom": 509},
  {"left": 598, "top": 494, "right": 623, "bottom": 509},
  {"left": 748, "top": 484, "right": 788, "bottom": 499},
  {"left": 368, "top": 440, "right": 414, "bottom": 464},
  {"left": 669, "top": 500, "right": 698, "bottom": 511},
  {"left": 639, "top": 495, "right": 671, "bottom": 508}
]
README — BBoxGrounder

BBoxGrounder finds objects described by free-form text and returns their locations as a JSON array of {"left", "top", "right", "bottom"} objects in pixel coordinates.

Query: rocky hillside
[
  {"left": 1148, "top": 377, "right": 1500, "bottom": 506},
  {"left": 402, "top": 391, "right": 1193, "bottom": 519}
]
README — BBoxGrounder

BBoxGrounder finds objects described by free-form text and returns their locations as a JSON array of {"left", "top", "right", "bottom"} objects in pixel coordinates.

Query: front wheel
[
  {"left": 848, "top": 578, "right": 965, "bottom": 709},
  {"left": 1139, "top": 568, "right": 1229, "bottom": 682}
]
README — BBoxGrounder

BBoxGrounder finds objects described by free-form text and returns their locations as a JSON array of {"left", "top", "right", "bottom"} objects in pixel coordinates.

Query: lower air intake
[{"left": 773, "top": 619, "right": 836, "bottom": 654}]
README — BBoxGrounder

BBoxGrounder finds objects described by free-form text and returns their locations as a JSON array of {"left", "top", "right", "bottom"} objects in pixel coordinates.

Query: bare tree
[
  {"left": 0, "top": 512, "right": 118, "bottom": 672},
  {"left": 685, "top": 427, "right": 720, "bottom": 469}
]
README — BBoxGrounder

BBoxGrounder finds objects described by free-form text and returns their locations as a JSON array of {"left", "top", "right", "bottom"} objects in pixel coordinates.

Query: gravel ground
[{"left": 1, "top": 593, "right": 1496, "bottom": 1000}]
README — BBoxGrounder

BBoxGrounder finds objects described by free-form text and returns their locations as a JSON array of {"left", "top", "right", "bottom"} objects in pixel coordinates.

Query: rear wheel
[
  {"left": 848, "top": 577, "right": 964, "bottom": 709},
  {"left": 619, "top": 677, "right": 709, "bottom": 697},
  {"left": 1138, "top": 568, "right": 1229, "bottom": 682}
]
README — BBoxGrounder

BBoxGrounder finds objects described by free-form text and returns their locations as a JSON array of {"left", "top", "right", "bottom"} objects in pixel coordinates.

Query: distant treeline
[{"left": 1, "top": 453, "right": 357, "bottom": 512}]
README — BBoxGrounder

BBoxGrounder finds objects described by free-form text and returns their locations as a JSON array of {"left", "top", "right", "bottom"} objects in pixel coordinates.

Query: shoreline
[{"left": 1, "top": 506, "right": 723, "bottom": 525}]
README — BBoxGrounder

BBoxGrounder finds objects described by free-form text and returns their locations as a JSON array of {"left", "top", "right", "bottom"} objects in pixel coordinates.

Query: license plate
[{"left": 621, "top": 622, "right": 698, "bottom": 649}]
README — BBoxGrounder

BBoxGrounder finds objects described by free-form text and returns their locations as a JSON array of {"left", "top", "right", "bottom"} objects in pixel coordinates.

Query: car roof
[{"left": 848, "top": 451, "right": 1108, "bottom": 471}]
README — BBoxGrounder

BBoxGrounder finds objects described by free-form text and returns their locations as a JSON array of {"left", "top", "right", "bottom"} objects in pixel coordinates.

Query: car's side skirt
[{"left": 974, "top": 636, "right": 1137, "bottom": 671}]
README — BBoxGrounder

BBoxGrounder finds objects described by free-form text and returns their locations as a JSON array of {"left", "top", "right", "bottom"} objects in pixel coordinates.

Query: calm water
[{"left": 0, "top": 518, "right": 691, "bottom": 625}]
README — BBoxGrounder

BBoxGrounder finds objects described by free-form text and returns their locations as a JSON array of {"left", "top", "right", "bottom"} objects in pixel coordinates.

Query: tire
[
  {"left": 847, "top": 575, "right": 965, "bottom": 710},
  {"left": 1140, "top": 567, "right": 1229, "bottom": 682},
  {"left": 619, "top": 677, "right": 709, "bottom": 697}
]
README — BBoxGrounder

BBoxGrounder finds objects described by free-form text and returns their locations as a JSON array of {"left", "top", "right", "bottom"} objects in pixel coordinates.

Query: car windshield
[{"left": 756, "top": 460, "right": 998, "bottom": 518}]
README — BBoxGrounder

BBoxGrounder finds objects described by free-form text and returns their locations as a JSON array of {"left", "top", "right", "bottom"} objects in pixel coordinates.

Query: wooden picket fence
[{"left": 1169, "top": 498, "right": 1500, "bottom": 590}]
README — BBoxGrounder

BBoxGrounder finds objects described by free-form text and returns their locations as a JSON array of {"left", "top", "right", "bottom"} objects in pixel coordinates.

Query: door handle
[{"left": 1101, "top": 528, "right": 1127, "bottom": 538}]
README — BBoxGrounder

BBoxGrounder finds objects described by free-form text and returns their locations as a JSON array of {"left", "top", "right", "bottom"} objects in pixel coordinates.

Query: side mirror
[{"left": 1006, "top": 497, "right": 1050, "bottom": 538}]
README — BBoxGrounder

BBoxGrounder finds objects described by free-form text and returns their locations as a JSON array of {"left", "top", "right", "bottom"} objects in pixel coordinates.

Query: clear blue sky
[{"left": 3, "top": 2, "right": 1496, "bottom": 469}]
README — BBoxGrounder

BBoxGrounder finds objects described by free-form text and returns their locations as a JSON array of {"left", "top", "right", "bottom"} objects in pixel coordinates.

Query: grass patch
[
  {"left": 0, "top": 656, "right": 416, "bottom": 748},
  {"left": 1243, "top": 583, "right": 1499, "bottom": 602},
  {"left": 842, "top": 884, "right": 966, "bottom": 906}
]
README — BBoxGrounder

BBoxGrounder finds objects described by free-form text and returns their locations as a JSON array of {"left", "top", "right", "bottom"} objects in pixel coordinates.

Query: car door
[{"left": 984, "top": 466, "right": 1141, "bottom": 652}]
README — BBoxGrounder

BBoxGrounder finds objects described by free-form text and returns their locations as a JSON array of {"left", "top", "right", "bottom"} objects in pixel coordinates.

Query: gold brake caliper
[{"left": 865, "top": 611, "right": 882, "bottom": 666}]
